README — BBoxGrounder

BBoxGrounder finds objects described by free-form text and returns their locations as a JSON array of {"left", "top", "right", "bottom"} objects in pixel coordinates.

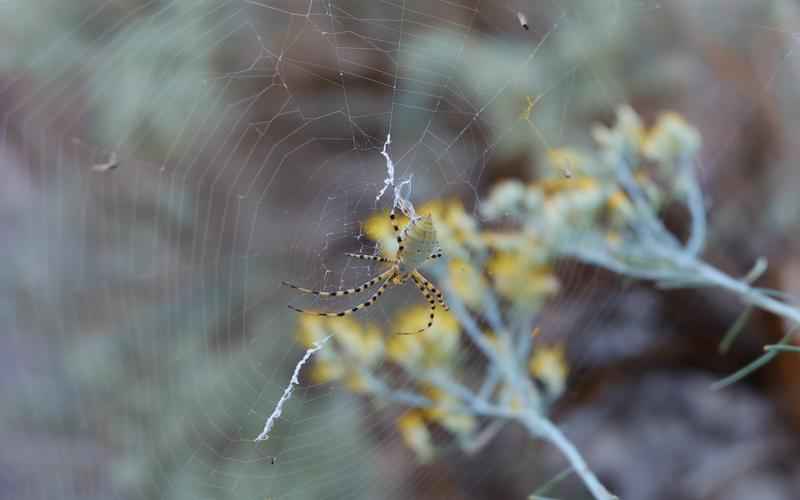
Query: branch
[
  {"left": 254, "top": 335, "right": 332, "bottom": 442},
  {"left": 518, "top": 412, "right": 618, "bottom": 500}
]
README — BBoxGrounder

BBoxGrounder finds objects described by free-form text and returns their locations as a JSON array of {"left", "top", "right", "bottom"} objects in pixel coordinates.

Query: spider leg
[
  {"left": 389, "top": 207, "right": 408, "bottom": 255},
  {"left": 413, "top": 270, "right": 448, "bottom": 311},
  {"left": 288, "top": 273, "right": 395, "bottom": 317},
  {"left": 282, "top": 268, "right": 394, "bottom": 297},
  {"left": 345, "top": 253, "right": 393, "bottom": 264},
  {"left": 396, "top": 274, "right": 437, "bottom": 335}
]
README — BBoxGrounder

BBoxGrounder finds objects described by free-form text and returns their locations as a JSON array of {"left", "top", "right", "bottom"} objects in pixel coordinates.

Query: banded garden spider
[{"left": 283, "top": 207, "right": 448, "bottom": 335}]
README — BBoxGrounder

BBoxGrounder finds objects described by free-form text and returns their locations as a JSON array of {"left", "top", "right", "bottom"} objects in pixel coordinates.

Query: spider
[{"left": 283, "top": 207, "right": 448, "bottom": 335}]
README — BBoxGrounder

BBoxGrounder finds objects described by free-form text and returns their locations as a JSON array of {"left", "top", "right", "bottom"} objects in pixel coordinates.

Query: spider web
[{"left": 3, "top": 1, "right": 800, "bottom": 499}]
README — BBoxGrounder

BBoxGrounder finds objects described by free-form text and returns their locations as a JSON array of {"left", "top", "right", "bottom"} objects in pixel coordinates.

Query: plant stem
[
  {"left": 688, "top": 258, "right": 800, "bottom": 327},
  {"left": 519, "top": 412, "right": 618, "bottom": 500},
  {"left": 764, "top": 344, "right": 800, "bottom": 353}
]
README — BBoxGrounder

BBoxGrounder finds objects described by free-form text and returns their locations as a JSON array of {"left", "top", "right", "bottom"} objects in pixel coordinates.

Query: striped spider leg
[
  {"left": 283, "top": 208, "right": 447, "bottom": 334},
  {"left": 413, "top": 270, "right": 448, "bottom": 311},
  {"left": 395, "top": 273, "right": 438, "bottom": 335},
  {"left": 287, "top": 270, "right": 396, "bottom": 317}
]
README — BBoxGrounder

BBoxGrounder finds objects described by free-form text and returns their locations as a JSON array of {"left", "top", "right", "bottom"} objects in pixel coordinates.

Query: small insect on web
[
  {"left": 517, "top": 11, "right": 529, "bottom": 31},
  {"left": 283, "top": 206, "right": 448, "bottom": 335}
]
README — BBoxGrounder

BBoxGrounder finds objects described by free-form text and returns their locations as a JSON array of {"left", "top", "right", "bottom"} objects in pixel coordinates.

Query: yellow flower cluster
[
  {"left": 447, "top": 258, "right": 488, "bottom": 310},
  {"left": 593, "top": 105, "right": 701, "bottom": 183},
  {"left": 295, "top": 315, "right": 383, "bottom": 393},
  {"left": 386, "top": 305, "right": 461, "bottom": 370},
  {"left": 529, "top": 343, "right": 568, "bottom": 400},
  {"left": 642, "top": 112, "right": 702, "bottom": 165},
  {"left": 396, "top": 384, "right": 477, "bottom": 463},
  {"left": 420, "top": 385, "right": 476, "bottom": 435},
  {"left": 482, "top": 107, "right": 701, "bottom": 256},
  {"left": 293, "top": 105, "right": 696, "bottom": 462},
  {"left": 487, "top": 252, "right": 560, "bottom": 306},
  {"left": 397, "top": 410, "right": 434, "bottom": 462}
]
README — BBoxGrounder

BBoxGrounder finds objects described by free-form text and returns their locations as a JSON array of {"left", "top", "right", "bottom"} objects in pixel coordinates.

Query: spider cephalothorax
[{"left": 283, "top": 208, "right": 447, "bottom": 335}]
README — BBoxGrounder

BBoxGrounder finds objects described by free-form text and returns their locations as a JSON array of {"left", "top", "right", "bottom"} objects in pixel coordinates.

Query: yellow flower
[
  {"left": 607, "top": 189, "right": 631, "bottom": 213},
  {"left": 295, "top": 314, "right": 384, "bottom": 391},
  {"left": 343, "top": 371, "right": 370, "bottom": 393},
  {"left": 295, "top": 315, "right": 330, "bottom": 348},
  {"left": 296, "top": 315, "right": 384, "bottom": 367},
  {"left": 546, "top": 148, "right": 590, "bottom": 178},
  {"left": 437, "top": 412, "right": 476, "bottom": 435},
  {"left": 483, "top": 232, "right": 550, "bottom": 264},
  {"left": 529, "top": 344, "right": 568, "bottom": 400},
  {"left": 420, "top": 385, "right": 476, "bottom": 435},
  {"left": 642, "top": 112, "right": 701, "bottom": 164},
  {"left": 397, "top": 410, "right": 434, "bottom": 463},
  {"left": 592, "top": 105, "right": 646, "bottom": 160},
  {"left": 328, "top": 319, "right": 384, "bottom": 367},
  {"left": 535, "top": 177, "right": 609, "bottom": 240},
  {"left": 448, "top": 258, "right": 487, "bottom": 310},
  {"left": 537, "top": 176, "right": 598, "bottom": 198},
  {"left": 606, "top": 189, "right": 635, "bottom": 224},
  {"left": 310, "top": 358, "right": 345, "bottom": 384},
  {"left": 386, "top": 332, "right": 425, "bottom": 370},
  {"left": 387, "top": 305, "right": 460, "bottom": 370},
  {"left": 487, "top": 252, "right": 560, "bottom": 304}
]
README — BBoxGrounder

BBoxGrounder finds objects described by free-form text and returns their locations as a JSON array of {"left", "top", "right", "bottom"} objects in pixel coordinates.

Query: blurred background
[{"left": 2, "top": 0, "right": 800, "bottom": 499}]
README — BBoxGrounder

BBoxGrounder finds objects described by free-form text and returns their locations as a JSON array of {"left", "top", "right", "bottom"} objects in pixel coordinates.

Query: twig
[
  {"left": 530, "top": 466, "right": 574, "bottom": 498},
  {"left": 254, "top": 335, "right": 332, "bottom": 441},
  {"left": 763, "top": 344, "right": 800, "bottom": 353},
  {"left": 681, "top": 156, "right": 706, "bottom": 256},
  {"left": 718, "top": 305, "right": 753, "bottom": 354},
  {"left": 710, "top": 332, "right": 792, "bottom": 390},
  {"left": 519, "top": 413, "right": 618, "bottom": 500}
]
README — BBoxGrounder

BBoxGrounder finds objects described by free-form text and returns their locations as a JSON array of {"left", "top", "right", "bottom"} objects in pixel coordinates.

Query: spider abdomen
[{"left": 401, "top": 215, "right": 438, "bottom": 269}]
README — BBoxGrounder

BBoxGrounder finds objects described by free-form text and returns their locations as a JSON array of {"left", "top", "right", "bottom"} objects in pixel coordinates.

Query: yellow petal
[
  {"left": 328, "top": 318, "right": 384, "bottom": 367},
  {"left": 537, "top": 176, "right": 598, "bottom": 198},
  {"left": 296, "top": 315, "right": 329, "bottom": 348},
  {"left": 418, "top": 384, "right": 477, "bottom": 435},
  {"left": 487, "top": 252, "right": 560, "bottom": 303},
  {"left": 642, "top": 112, "right": 701, "bottom": 164},
  {"left": 397, "top": 411, "right": 434, "bottom": 463},
  {"left": 529, "top": 344, "right": 568, "bottom": 399},
  {"left": 386, "top": 332, "right": 425, "bottom": 368},
  {"left": 606, "top": 189, "right": 635, "bottom": 220},
  {"left": 436, "top": 411, "right": 476, "bottom": 435},
  {"left": 310, "top": 359, "right": 345, "bottom": 384},
  {"left": 343, "top": 371, "right": 370, "bottom": 393},
  {"left": 547, "top": 148, "right": 589, "bottom": 177}
]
